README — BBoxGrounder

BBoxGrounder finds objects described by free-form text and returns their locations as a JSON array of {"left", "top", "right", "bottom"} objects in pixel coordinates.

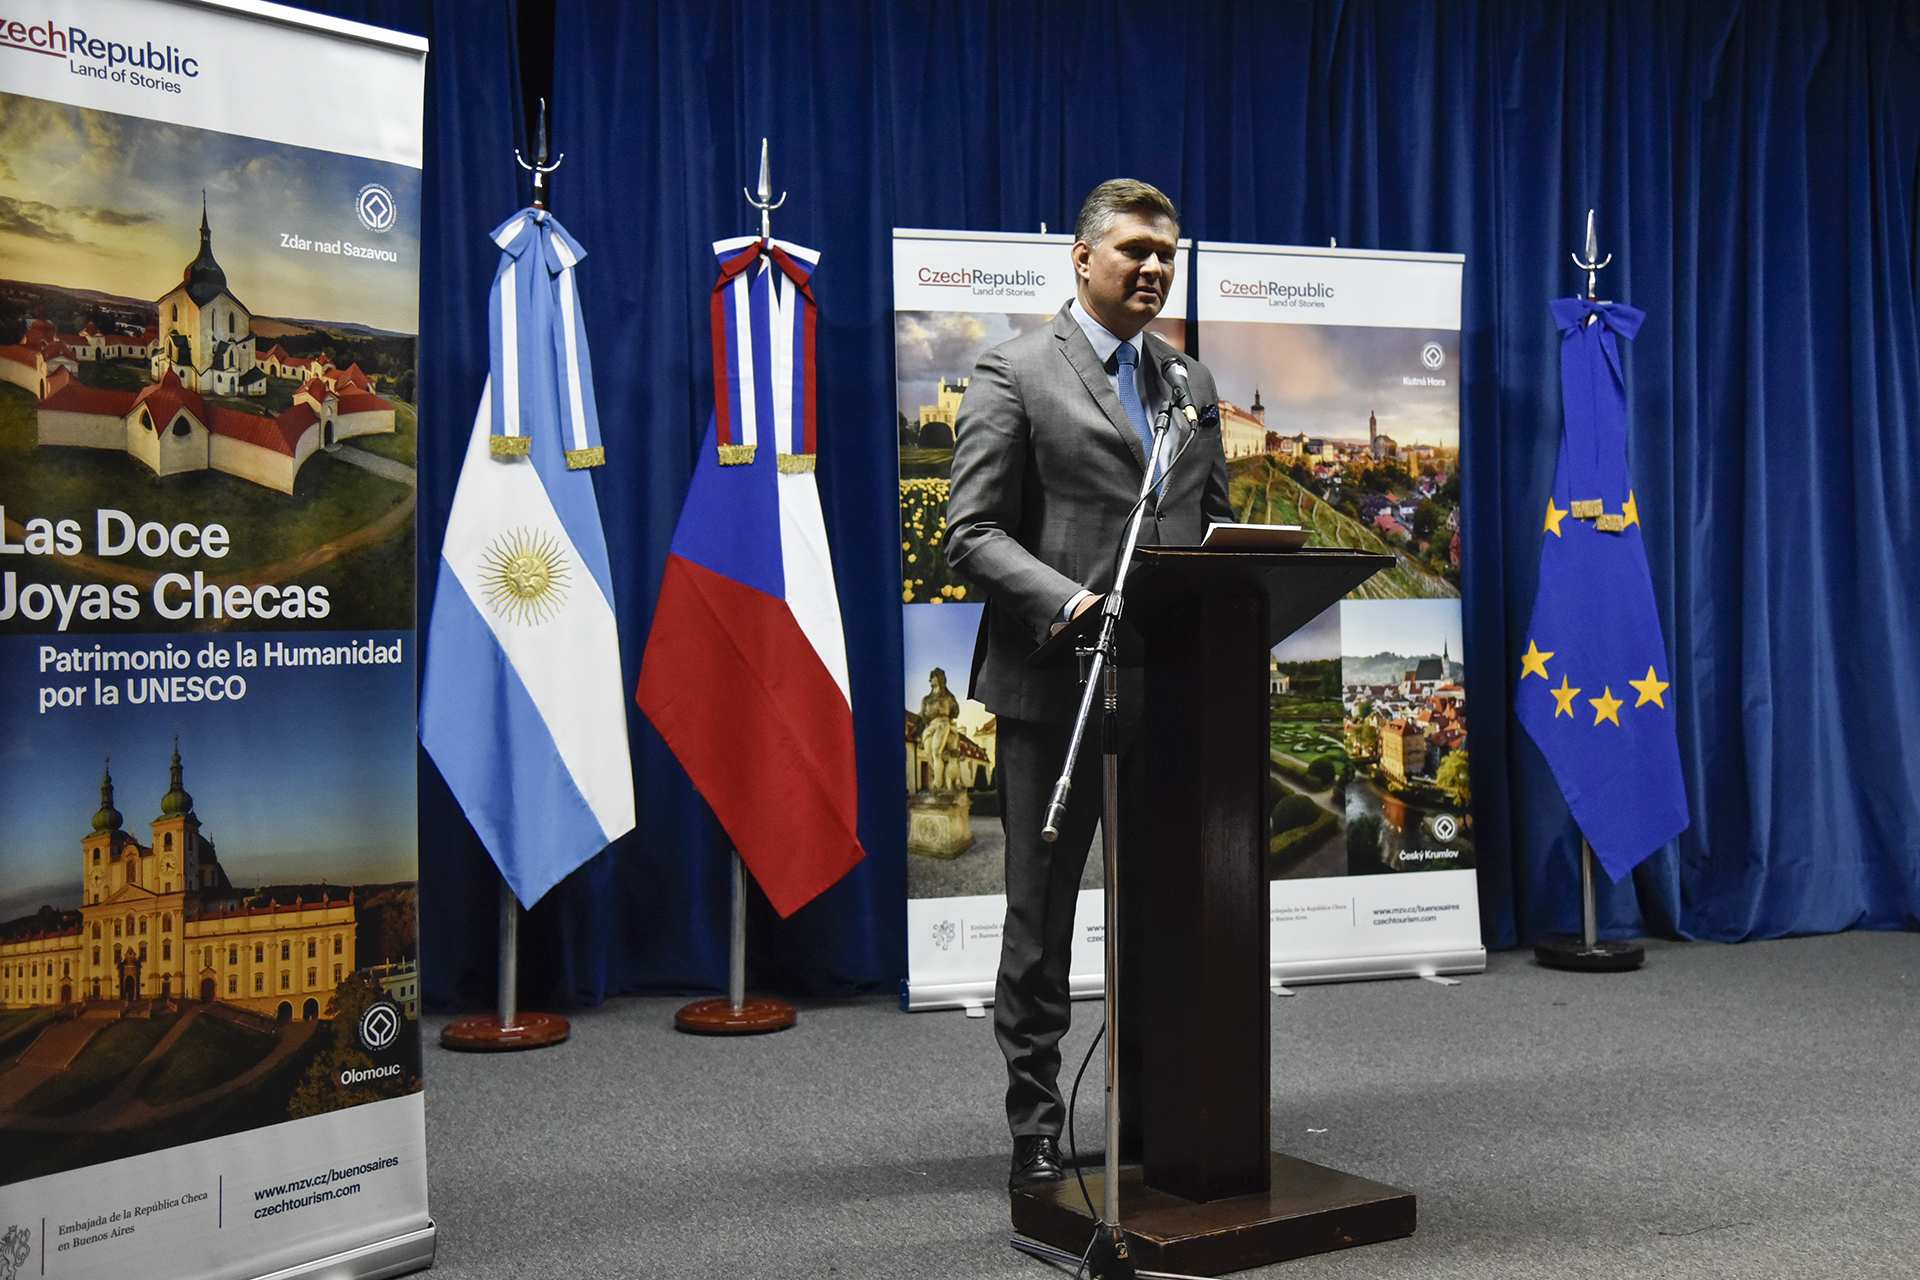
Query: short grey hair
[{"left": 1073, "top": 179, "right": 1180, "bottom": 248}]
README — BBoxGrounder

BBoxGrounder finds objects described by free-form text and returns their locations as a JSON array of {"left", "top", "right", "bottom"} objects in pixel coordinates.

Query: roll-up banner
[
  {"left": 0, "top": 4, "right": 432, "bottom": 1279},
  {"left": 1196, "top": 241, "right": 1483, "bottom": 986},
  {"left": 893, "top": 229, "right": 1187, "bottom": 1013},
  {"left": 894, "top": 231, "right": 1480, "bottom": 1010}
]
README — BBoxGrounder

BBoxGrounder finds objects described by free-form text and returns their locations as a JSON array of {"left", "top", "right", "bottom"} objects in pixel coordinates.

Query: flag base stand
[
  {"left": 441, "top": 1010, "right": 572, "bottom": 1050},
  {"left": 674, "top": 997, "right": 795, "bottom": 1034},
  {"left": 1533, "top": 936, "right": 1644, "bottom": 972},
  {"left": 440, "top": 878, "right": 572, "bottom": 1052},
  {"left": 1534, "top": 836, "right": 1644, "bottom": 973},
  {"left": 674, "top": 851, "right": 796, "bottom": 1036}
]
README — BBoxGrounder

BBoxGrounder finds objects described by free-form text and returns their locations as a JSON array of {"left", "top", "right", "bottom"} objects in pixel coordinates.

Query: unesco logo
[
  {"left": 1431, "top": 813, "right": 1460, "bottom": 842},
  {"left": 1421, "top": 342, "right": 1445, "bottom": 370},
  {"left": 355, "top": 183, "right": 397, "bottom": 233},
  {"left": 357, "top": 1000, "right": 401, "bottom": 1051}
]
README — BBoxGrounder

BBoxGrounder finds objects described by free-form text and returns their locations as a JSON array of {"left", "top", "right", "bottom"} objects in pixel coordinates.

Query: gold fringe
[
  {"left": 777, "top": 452, "right": 816, "bottom": 473},
  {"left": 565, "top": 446, "right": 605, "bottom": 470},
  {"left": 1594, "top": 513, "right": 1626, "bottom": 533},
  {"left": 489, "top": 435, "right": 531, "bottom": 457},
  {"left": 1569, "top": 499, "right": 1604, "bottom": 519},
  {"left": 718, "top": 444, "right": 757, "bottom": 466}
]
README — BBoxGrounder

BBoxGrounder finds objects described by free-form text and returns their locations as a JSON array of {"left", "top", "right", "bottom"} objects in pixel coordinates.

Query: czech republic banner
[
  {"left": 1195, "top": 242, "right": 1484, "bottom": 987},
  {"left": 891, "top": 228, "right": 1188, "bottom": 1011},
  {"left": 0, "top": 4, "right": 433, "bottom": 1280}
]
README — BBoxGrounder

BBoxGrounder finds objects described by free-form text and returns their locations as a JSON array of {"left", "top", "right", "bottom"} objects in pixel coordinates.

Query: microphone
[
  {"left": 1041, "top": 777, "right": 1071, "bottom": 842},
  {"left": 1160, "top": 354, "right": 1199, "bottom": 425}
]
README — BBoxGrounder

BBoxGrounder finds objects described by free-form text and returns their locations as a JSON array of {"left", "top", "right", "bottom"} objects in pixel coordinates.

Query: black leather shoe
[{"left": 1008, "top": 1135, "right": 1065, "bottom": 1191}]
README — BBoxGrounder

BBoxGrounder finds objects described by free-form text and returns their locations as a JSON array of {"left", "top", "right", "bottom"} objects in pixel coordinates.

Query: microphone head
[{"left": 1160, "top": 354, "right": 1191, "bottom": 386}]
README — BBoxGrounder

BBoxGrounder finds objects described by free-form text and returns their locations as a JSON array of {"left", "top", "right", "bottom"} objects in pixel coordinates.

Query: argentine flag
[{"left": 421, "top": 210, "right": 635, "bottom": 906}]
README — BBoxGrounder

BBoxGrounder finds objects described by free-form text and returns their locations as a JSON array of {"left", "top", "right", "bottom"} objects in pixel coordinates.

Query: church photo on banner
[{"left": 0, "top": 3, "right": 434, "bottom": 1279}]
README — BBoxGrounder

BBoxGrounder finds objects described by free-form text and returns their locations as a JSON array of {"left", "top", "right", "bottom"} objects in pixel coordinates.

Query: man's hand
[{"left": 1049, "top": 592, "right": 1104, "bottom": 637}]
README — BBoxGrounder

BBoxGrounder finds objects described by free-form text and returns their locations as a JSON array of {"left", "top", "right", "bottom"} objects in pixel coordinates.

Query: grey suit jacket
[{"left": 945, "top": 303, "right": 1235, "bottom": 722}]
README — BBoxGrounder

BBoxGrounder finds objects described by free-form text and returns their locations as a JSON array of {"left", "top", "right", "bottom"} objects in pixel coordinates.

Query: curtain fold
[
  {"left": 400, "top": 0, "right": 1918, "bottom": 1005},
  {"left": 284, "top": 0, "right": 533, "bottom": 1006}
]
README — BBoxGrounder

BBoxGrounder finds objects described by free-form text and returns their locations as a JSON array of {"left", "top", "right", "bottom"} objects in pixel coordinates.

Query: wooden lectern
[{"left": 1012, "top": 547, "right": 1416, "bottom": 1276}]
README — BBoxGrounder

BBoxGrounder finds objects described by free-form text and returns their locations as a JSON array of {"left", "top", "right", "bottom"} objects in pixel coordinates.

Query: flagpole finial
[
  {"left": 1571, "top": 208, "right": 1612, "bottom": 302},
  {"left": 515, "top": 97, "right": 565, "bottom": 211},
  {"left": 745, "top": 136, "right": 787, "bottom": 241}
]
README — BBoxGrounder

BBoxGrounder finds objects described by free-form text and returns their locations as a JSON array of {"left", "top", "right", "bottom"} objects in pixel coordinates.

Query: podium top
[{"left": 1028, "top": 546, "right": 1394, "bottom": 669}]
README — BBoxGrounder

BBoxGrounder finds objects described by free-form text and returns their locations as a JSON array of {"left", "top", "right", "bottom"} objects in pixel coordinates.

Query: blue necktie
[{"left": 1114, "top": 340, "right": 1154, "bottom": 458}]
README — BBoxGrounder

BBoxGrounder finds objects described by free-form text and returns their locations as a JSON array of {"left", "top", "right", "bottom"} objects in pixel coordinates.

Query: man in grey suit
[{"left": 946, "top": 179, "right": 1234, "bottom": 1191}]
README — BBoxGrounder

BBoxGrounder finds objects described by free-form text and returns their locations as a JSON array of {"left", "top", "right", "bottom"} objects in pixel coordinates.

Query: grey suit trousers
[{"left": 995, "top": 712, "right": 1145, "bottom": 1148}]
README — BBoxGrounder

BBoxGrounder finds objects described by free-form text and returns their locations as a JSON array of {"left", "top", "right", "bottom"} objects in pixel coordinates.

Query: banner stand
[
  {"left": 1, "top": 6, "right": 434, "bottom": 1274},
  {"left": 251, "top": 1223, "right": 437, "bottom": 1280},
  {"left": 439, "top": 877, "right": 570, "bottom": 1051}
]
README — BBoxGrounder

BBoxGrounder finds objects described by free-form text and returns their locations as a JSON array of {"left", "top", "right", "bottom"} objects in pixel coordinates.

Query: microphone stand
[
  {"left": 1040, "top": 356, "right": 1199, "bottom": 847},
  {"left": 1014, "top": 402, "right": 1207, "bottom": 1280}
]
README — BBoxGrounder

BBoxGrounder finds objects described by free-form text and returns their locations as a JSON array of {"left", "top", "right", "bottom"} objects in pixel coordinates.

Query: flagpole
[
  {"left": 1533, "top": 210, "right": 1646, "bottom": 977},
  {"left": 1580, "top": 836, "right": 1599, "bottom": 948},
  {"left": 672, "top": 139, "right": 798, "bottom": 1037},
  {"left": 672, "top": 852, "right": 799, "bottom": 1037},
  {"left": 499, "top": 877, "right": 519, "bottom": 1029},
  {"left": 729, "top": 852, "right": 748, "bottom": 1010},
  {"left": 439, "top": 101, "right": 578, "bottom": 1051}
]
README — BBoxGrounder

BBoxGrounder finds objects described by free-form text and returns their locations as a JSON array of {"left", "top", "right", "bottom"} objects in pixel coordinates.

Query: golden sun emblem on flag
[{"left": 480, "top": 527, "right": 571, "bottom": 624}]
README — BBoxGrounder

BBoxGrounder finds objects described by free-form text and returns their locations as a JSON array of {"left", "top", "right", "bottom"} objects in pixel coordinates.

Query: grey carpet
[{"left": 418, "top": 929, "right": 1920, "bottom": 1278}]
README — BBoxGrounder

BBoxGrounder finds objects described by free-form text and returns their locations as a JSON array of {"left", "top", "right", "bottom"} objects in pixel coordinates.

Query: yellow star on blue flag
[{"left": 1515, "top": 296, "right": 1688, "bottom": 881}]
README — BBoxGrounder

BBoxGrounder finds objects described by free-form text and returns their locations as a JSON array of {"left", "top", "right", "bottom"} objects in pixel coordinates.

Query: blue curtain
[
  {"left": 393, "top": 0, "right": 1919, "bottom": 1006},
  {"left": 280, "top": 0, "right": 539, "bottom": 1005}
]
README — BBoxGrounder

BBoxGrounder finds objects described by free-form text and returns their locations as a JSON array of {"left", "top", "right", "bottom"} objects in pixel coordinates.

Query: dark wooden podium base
[
  {"left": 439, "top": 1011, "right": 570, "bottom": 1052},
  {"left": 673, "top": 996, "right": 796, "bottom": 1035},
  {"left": 1011, "top": 1154, "right": 1414, "bottom": 1276},
  {"left": 1534, "top": 936, "right": 1645, "bottom": 972}
]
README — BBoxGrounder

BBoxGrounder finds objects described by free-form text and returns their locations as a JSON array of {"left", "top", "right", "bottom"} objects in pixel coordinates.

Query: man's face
[{"left": 1072, "top": 210, "right": 1178, "bottom": 340}]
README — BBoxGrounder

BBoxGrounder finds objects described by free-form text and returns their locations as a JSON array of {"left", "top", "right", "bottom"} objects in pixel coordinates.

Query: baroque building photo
[{"left": 0, "top": 744, "right": 359, "bottom": 1023}]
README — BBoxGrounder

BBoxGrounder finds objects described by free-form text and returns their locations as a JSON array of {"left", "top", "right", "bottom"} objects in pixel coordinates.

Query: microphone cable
[{"left": 1066, "top": 1020, "right": 1106, "bottom": 1226}]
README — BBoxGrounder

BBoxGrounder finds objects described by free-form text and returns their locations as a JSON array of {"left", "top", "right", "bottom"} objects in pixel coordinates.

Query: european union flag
[{"left": 1515, "top": 297, "right": 1688, "bottom": 881}]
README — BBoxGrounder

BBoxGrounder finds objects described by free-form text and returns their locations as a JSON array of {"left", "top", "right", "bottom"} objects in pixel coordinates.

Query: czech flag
[{"left": 635, "top": 235, "right": 864, "bottom": 917}]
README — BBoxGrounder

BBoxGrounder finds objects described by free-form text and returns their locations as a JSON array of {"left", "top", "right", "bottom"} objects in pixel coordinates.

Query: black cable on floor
[{"left": 1065, "top": 1019, "right": 1106, "bottom": 1226}]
